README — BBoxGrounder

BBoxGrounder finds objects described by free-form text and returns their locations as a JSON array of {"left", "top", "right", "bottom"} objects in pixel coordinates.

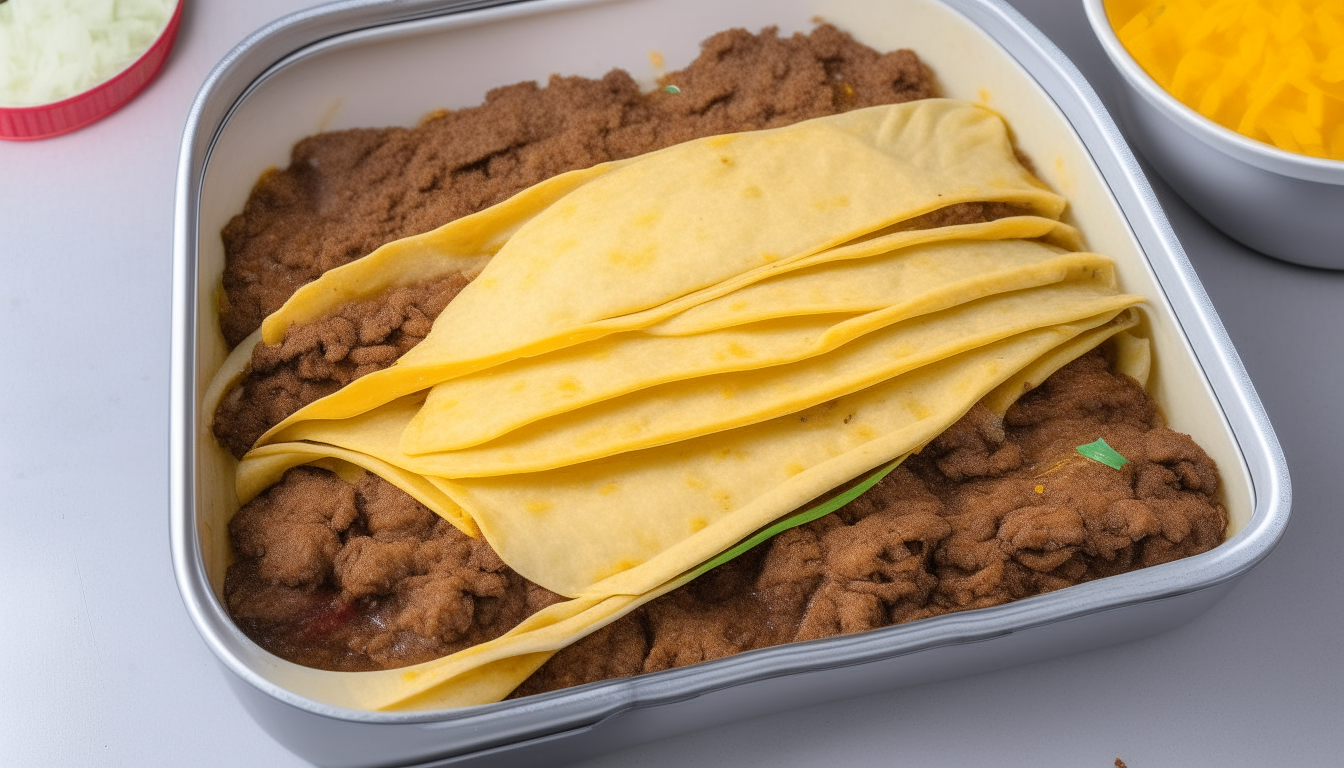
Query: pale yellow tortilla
[
  {"left": 271, "top": 281, "right": 1141, "bottom": 482},
  {"left": 980, "top": 308, "right": 1145, "bottom": 416},
  {"left": 642, "top": 220, "right": 1082, "bottom": 337},
  {"left": 257, "top": 162, "right": 622, "bottom": 345},
  {"left": 1109, "top": 330, "right": 1152, "bottom": 389},
  {"left": 399, "top": 242, "right": 1113, "bottom": 454},
  {"left": 252, "top": 101, "right": 1066, "bottom": 441}
]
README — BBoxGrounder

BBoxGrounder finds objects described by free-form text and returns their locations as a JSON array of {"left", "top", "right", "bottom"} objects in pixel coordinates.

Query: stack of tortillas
[{"left": 209, "top": 99, "right": 1146, "bottom": 710}]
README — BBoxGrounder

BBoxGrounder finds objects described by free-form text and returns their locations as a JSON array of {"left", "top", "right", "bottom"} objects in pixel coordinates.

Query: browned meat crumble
[
  {"left": 213, "top": 274, "right": 468, "bottom": 459},
  {"left": 226, "top": 469, "right": 564, "bottom": 671}
]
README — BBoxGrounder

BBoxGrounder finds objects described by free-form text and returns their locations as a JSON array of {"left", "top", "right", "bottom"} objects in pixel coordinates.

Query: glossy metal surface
[{"left": 170, "top": 1, "right": 1290, "bottom": 765}]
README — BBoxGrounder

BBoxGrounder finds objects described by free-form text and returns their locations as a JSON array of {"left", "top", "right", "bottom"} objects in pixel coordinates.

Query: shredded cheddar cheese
[{"left": 1106, "top": 0, "right": 1344, "bottom": 160}]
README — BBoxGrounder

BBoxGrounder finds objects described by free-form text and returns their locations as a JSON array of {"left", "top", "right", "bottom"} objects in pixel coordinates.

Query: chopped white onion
[{"left": 0, "top": 0, "right": 176, "bottom": 107}]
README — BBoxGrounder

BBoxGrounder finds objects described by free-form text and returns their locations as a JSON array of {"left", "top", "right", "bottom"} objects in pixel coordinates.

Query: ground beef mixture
[
  {"left": 213, "top": 274, "right": 469, "bottom": 459},
  {"left": 215, "top": 23, "right": 1227, "bottom": 692},
  {"left": 226, "top": 468, "right": 565, "bottom": 671},
  {"left": 224, "top": 350, "right": 1227, "bottom": 679}
]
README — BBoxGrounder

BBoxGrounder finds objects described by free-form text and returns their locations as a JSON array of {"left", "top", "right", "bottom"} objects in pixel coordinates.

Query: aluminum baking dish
[{"left": 170, "top": 0, "right": 1290, "bottom": 765}]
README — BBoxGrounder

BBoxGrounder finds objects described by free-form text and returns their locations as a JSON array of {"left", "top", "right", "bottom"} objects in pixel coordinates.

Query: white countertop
[{"left": 3, "top": 1, "right": 1341, "bottom": 765}]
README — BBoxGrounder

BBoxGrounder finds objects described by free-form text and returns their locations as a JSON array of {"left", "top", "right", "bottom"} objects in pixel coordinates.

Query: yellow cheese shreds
[{"left": 1105, "top": 0, "right": 1344, "bottom": 159}]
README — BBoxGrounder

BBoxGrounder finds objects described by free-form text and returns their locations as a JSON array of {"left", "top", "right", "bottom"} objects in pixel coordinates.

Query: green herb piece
[
  {"left": 663, "top": 84, "right": 681, "bottom": 94},
  {"left": 687, "top": 456, "right": 905, "bottom": 580},
  {"left": 1075, "top": 438, "right": 1128, "bottom": 469}
]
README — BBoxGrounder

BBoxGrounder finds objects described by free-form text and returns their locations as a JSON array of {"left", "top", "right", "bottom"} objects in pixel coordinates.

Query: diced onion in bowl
[{"left": 0, "top": 0, "right": 176, "bottom": 107}]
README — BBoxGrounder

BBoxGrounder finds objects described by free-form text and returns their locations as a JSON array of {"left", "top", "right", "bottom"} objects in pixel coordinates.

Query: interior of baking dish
[{"left": 190, "top": 0, "right": 1255, "bottom": 709}]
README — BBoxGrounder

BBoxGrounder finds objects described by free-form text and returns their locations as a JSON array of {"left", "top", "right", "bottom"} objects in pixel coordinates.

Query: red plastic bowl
[{"left": 0, "top": 0, "right": 184, "bottom": 141}]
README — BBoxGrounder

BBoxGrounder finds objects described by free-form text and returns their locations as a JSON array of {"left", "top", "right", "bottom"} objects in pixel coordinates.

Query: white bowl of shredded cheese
[{"left": 0, "top": 0, "right": 182, "bottom": 140}]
